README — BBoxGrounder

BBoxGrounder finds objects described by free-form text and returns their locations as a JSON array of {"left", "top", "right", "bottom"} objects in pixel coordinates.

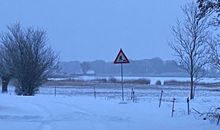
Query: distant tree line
[
  {"left": 58, "top": 58, "right": 186, "bottom": 77},
  {"left": 0, "top": 23, "right": 58, "bottom": 96}
]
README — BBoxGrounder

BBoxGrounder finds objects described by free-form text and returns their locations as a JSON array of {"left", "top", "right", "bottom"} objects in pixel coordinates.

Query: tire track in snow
[
  {"left": 25, "top": 99, "right": 95, "bottom": 130},
  {"left": 22, "top": 98, "right": 130, "bottom": 130},
  {"left": 53, "top": 100, "right": 130, "bottom": 129},
  {"left": 52, "top": 100, "right": 100, "bottom": 129},
  {"left": 24, "top": 101, "right": 54, "bottom": 130}
]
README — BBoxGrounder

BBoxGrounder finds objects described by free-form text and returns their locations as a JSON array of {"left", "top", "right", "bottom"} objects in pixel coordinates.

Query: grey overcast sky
[{"left": 0, "top": 0, "right": 189, "bottom": 61}]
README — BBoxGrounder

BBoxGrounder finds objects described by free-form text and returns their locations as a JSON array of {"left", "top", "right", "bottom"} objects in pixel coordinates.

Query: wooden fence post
[
  {"left": 159, "top": 90, "right": 163, "bottom": 108},
  {"left": 187, "top": 98, "right": 190, "bottom": 115},
  {"left": 94, "top": 86, "right": 96, "bottom": 99},
  {"left": 132, "top": 89, "right": 135, "bottom": 102},
  {"left": 131, "top": 88, "right": 133, "bottom": 100},
  {"left": 130, "top": 88, "right": 135, "bottom": 102},
  {"left": 171, "top": 98, "right": 176, "bottom": 117},
  {"left": 217, "top": 115, "right": 220, "bottom": 125},
  {"left": 54, "top": 86, "right": 57, "bottom": 96}
]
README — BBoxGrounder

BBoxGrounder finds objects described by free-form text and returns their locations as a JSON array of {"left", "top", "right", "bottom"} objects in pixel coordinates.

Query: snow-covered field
[
  {"left": 49, "top": 76, "right": 220, "bottom": 84},
  {"left": 0, "top": 85, "right": 220, "bottom": 130}
]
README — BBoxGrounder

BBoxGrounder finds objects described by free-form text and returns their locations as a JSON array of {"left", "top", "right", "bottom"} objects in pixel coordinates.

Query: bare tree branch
[{"left": 170, "top": 2, "right": 211, "bottom": 99}]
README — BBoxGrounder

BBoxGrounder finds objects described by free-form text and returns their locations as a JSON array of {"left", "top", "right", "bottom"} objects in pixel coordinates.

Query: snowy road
[
  {"left": 0, "top": 95, "right": 133, "bottom": 130},
  {"left": 0, "top": 94, "right": 219, "bottom": 130}
]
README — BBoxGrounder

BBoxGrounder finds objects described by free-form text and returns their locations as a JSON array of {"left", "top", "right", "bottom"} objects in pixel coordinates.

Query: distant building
[{"left": 86, "top": 70, "right": 95, "bottom": 75}]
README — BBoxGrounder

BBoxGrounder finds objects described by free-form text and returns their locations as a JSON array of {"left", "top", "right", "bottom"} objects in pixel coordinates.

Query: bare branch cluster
[
  {"left": 0, "top": 23, "right": 58, "bottom": 95},
  {"left": 171, "top": 2, "right": 211, "bottom": 99},
  {"left": 197, "top": 0, "right": 220, "bottom": 26}
]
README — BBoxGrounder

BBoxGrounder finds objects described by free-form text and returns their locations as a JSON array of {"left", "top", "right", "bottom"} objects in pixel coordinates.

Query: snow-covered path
[{"left": 0, "top": 94, "right": 219, "bottom": 130}]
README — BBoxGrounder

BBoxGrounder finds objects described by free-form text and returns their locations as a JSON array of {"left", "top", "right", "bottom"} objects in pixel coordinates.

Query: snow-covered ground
[{"left": 0, "top": 85, "right": 220, "bottom": 130}]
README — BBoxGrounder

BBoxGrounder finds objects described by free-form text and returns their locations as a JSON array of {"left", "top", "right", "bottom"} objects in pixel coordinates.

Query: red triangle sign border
[{"left": 114, "top": 49, "right": 129, "bottom": 64}]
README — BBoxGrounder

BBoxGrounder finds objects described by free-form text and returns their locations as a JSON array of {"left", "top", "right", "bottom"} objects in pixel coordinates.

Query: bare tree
[
  {"left": 80, "top": 62, "right": 90, "bottom": 75},
  {"left": 0, "top": 23, "right": 58, "bottom": 95},
  {"left": 0, "top": 46, "right": 12, "bottom": 93},
  {"left": 209, "top": 35, "right": 220, "bottom": 69},
  {"left": 197, "top": 0, "right": 220, "bottom": 25},
  {"left": 197, "top": 1, "right": 220, "bottom": 76},
  {"left": 170, "top": 2, "right": 211, "bottom": 99}
]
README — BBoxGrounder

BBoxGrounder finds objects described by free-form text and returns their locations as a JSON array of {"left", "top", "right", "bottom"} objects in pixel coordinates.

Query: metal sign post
[
  {"left": 114, "top": 49, "right": 129, "bottom": 101},
  {"left": 121, "top": 63, "right": 124, "bottom": 101}
]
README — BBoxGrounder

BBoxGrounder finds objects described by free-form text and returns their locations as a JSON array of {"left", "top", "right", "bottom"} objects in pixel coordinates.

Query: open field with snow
[
  {"left": 48, "top": 76, "right": 220, "bottom": 84},
  {"left": 1, "top": 84, "right": 220, "bottom": 130}
]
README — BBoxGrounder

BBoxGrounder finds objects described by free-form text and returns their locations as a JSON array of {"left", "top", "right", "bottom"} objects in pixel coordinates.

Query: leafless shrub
[
  {"left": 108, "top": 77, "right": 118, "bottom": 83},
  {"left": 124, "top": 79, "right": 151, "bottom": 85},
  {"left": 0, "top": 23, "right": 58, "bottom": 96},
  {"left": 91, "top": 78, "right": 107, "bottom": 83},
  {"left": 192, "top": 107, "right": 220, "bottom": 124},
  {"left": 163, "top": 80, "right": 189, "bottom": 86},
  {"left": 155, "top": 80, "right": 162, "bottom": 85}
]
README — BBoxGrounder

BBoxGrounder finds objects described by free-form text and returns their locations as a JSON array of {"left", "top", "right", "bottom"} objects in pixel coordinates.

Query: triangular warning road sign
[{"left": 114, "top": 49, "right": 129, "bottom": 64}]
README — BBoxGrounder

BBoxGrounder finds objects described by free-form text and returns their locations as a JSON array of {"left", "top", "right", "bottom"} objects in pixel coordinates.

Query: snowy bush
[
  {"left": 124, "top": 79, "right": 151, "bottom": 85},
  {"left": 91, "top": 78, "right": 107, "bottom": 83},
  {"left": 108, "top": 77, "right": 118, "bottom": 83},
  {"left": 163, "top": 80, "right": 189, "bottom": 86},
  {"left": 155, "top": 80, "right": 162, "bottom": 85}
]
